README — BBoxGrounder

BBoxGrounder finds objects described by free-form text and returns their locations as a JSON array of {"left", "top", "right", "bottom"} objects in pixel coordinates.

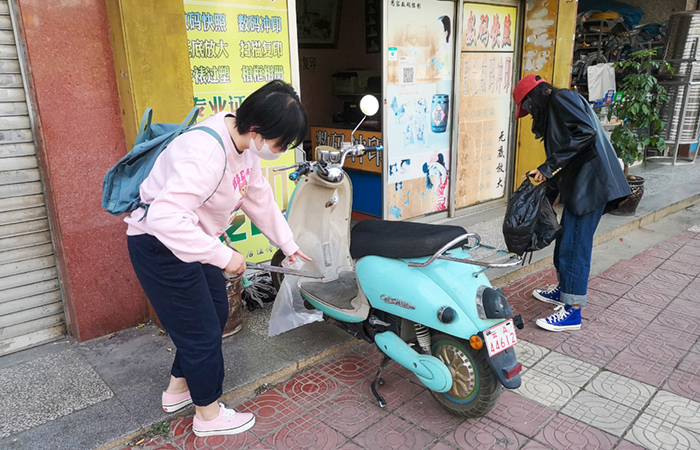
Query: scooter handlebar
[
  {"left": 363, "top": 145, "right": 383, "bottom": 152},
  {"left": 289, "top": 163, "right": 311, "bottom": 181}
]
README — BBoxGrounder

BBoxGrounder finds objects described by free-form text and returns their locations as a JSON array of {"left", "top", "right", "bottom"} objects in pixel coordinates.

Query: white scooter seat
[{"left": 350, "top": 219, "right": 468, "bottom": 260}]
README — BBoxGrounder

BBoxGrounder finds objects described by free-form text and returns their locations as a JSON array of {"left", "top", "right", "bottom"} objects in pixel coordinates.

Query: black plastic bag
[{"left": 502, "top": 178, "right": 562, "bottom": 256}]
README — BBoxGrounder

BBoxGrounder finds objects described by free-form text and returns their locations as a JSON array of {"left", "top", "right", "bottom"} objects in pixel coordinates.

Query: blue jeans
[
  {"left": 553, "top": 204, "right": 605, "bottom": 307},
  {"left": 128, "top": 234, "right": 229, "bottom": 406}
]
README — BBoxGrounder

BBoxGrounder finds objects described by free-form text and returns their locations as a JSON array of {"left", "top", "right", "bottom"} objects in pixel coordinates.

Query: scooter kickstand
[{"left": 370, "top": 354, "right": 390, "bottom": 408}]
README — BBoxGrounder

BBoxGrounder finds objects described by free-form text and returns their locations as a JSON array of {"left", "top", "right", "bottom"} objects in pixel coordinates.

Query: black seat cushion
[{"left": 350, "top": 219, "right": 467, "bottom": 259}]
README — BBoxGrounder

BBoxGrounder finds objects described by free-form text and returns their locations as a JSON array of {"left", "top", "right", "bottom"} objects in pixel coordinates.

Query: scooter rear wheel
[{"left": 429, "top": 333, "right": 502, "bottom": 418}]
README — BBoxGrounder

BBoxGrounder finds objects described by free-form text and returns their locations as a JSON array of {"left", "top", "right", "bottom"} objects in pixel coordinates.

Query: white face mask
[{"left": 249, "top": 138, "right": 281, "bottom": 160}]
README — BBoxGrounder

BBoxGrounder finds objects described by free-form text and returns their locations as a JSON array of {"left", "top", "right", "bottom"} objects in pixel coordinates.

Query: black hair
[
  {"left": 528, "top": 75, "right": 558, "bottom": 140},
  {"left": 235, "top": 80, "right": 308, "bottom": 150},
  {"left": 439, "top": 16, "right": 451, "bottom": 43}
]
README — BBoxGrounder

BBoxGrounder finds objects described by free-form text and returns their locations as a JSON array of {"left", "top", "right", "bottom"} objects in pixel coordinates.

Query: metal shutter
[{"left": 0, "top": 0, "right": 65, "bottom": 356}]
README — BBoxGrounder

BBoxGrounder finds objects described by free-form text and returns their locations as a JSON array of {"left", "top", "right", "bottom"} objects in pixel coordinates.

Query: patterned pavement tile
[
  {"left": 393, "top": 390, "right": 463, "bottom": 438},
  {"left": 279, "top": 369, "right": 345, "bottom": 411},
  {"left": 659, "top": 259, "right": 700, "bottom": 277},
  {"left": 573, "top": 321, "right": 638, "bottom": 352},
  {"left": 171, "top": 416, "right": 193, "bottom": 438},
  {"left": 263, "top": 413, "right": 344, "bottom": 450},
  {"left": 310, "top": 388, "right": 388, "bottom": 438},
  {"left": 529, "top": 352, "right": 598, "bottom": 387},
  {"left": 317, "top": 354, "right": 377, "bottom": 387},
  {"left": 585, "top": 371, "right": 655, "bottom": 411},
  {"left": 514, "top": 368, "right": 579, "bottom": 410},
  {"left": 513, "top": 322, "right": 565, "bottom": 350},
  {"left": 669, "top": 250, "right": 700, "bottom": 267},
  {"left": 593, "top": 307, "right": 648, "bottom": 337},
  {"left": 243, "top": 389, "right": 304, "bottom": 439},
  {"left": 667, "top": 299, "right": 700, "bottom": 322},
  {"left": 629, "top": 252, "right": 666, "bottom": 269},
  {"left": 665, "top": 370, "right": 700, "bottom": 403},
  {"left": 622, "top": 284, "right": 675, "bottom": 308},
  {"left": 357, "top": 369, "right": 425, "bottom": 411},
  {"left": 560, "top": 391, "right": 638, "bottom": 437},
  {"left": 645, "top": 391, "right": 700, "bottom": 434},
  {"left": 628, "top": 323, "right": 696, "bottom": 354},
  {"left": 678, "top": 349, "right": 700, "bottom": 375},
  {"left": 558, "top": 334, "right": 619, "bottom": 368},
  {"left": 445, "top": 416, "right": 526, "bottom": 449},
  {"left": 651, "top": 314, "right": 700, "bottom": 348},
  {"left": 515, "top": 340, "right": 550, "bottom": 368},
  {"left": 667, "top": 231, "right": 698, "bottom": 245},
  {"left": 519, "top": 440, "right": 555, "bottom": 449},
  {"left": 486, "top": 390, "right": 556, "bottom": 436},
  {"left": 626, "top": 412, "right": 700, "bottom": 450},
  {"left": 533, "top": 414, "right": 617, "bottom": 450},
  {"left": 641, "top": 243, "right": 679, "bottom": 260},
  {"left": 353, "top": 414, "right": 437, "bottom": 450},
  {"left": 676, "top": 244, "right": 700, "bottom": 257},
  {"left": 175, "top": 430, "right": 269, "bottom": 450},
  {"left": 642, "top": 269, "right": 694, "bottom": 292},
  {"left": 606, "top": 350, "right": 675, "bottom": 387},
  {"left": 613, "top": 440, "right": 647, "bottom": 450},
  {"left": 334, "top": 441, "right": 363, "bottom": 450},
  {"left": 428, "top": 442, "right": 459, "bottom": 450},
  {"left": 598, "top": 262, "right": 647, "bottom": 286},
  {"left": 580, "top": 302, "right": 606, "bottom": 323},
  {"left": 587, "top": 278, "right": 631, "bottom": 297},
  {"left": 586, "top": 288, "right": 622, "bottom": 309},
  {"left": 598, "top": 297, "right": 662, "bottom": 323}
]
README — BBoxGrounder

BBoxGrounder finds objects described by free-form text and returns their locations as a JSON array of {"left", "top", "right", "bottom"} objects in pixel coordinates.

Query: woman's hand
[
  {"left": 285, "top": 249, "right": 312, "bottom": 265},
  {"left": 526, "top": 169, "right": 546, "bottom": 183},
  {"left": 224, "top": 251, "right": 246, "bottom": 275}
]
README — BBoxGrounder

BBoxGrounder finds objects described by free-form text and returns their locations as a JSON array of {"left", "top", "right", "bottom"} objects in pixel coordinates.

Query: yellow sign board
[{"left": 184, "top": 0, "right": 296, "bottom": 262}]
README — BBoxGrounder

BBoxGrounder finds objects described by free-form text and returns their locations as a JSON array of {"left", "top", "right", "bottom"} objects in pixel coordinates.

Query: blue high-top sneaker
[
  {"left": 532, "top": 284, "right": 564, "bottom": 306},
  {"left": 536, "top": 305, "right": 582, "bottom": 331}
]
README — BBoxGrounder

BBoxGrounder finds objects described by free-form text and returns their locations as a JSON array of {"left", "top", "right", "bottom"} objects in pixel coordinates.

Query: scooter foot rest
[
  {"left": 374, "top": 331, "right": 453, "bottom": 393},
  {"left": 300, "top": 271, "right": 357, "bottom": 310}
]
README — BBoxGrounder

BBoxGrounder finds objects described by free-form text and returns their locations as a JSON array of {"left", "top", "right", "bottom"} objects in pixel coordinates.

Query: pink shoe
[
  {"left": 192, "top": 403, "right": 255, "bottom": 437},
  {"left": 162, "top": 390, "right": 193, "bottom": 412}
]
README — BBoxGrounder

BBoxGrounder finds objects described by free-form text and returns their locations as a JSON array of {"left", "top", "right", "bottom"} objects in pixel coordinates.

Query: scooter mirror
[{"left": 359, "top": 95, "right": 379, "bottom": 116}]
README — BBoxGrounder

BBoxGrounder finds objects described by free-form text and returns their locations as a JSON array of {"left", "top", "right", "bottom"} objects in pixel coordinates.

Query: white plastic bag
[
  {"left": 587, "top": 63, "right": 616, "bottom": 101},
  {"left": 268, "top": 261, "right": 323, "bottom": 337}
]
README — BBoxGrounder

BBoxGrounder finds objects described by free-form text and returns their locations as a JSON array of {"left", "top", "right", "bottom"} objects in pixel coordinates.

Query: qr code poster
[{"left": 399, "top": 56, "right": 417, "bottom": 94}]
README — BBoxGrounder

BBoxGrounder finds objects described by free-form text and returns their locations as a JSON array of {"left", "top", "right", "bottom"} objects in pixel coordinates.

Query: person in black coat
[{"left": 512, "top": 74, "right": 631, "bottom": 332}]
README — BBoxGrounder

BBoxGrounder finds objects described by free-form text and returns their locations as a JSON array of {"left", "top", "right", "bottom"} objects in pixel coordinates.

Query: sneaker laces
[
  {"left": 542, "top": 284, "right": 560, "bottom": 294},
  {"left": 218, "top": 402, "right": 237, "bottom": 418},
  {"left": 546, "top": 305, "right": 570, "bottom": 323}
]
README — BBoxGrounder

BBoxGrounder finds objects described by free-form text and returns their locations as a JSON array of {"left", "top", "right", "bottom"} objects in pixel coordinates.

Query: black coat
[{"left": 537, "top": 90, "right": 631, "bottom": 216}]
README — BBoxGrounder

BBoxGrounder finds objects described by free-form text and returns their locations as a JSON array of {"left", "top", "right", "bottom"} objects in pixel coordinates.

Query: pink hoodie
[{"left": 125, "top": 112, "right": 298, "bottom": 269}]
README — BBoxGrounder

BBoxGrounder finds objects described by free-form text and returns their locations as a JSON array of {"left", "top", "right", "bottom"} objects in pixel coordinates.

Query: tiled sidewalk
[{"left": 117, "top": 231, "right": 700, "bottom": 450}]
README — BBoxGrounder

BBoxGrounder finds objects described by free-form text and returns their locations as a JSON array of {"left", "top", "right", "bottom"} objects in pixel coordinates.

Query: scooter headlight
[{"left": 475, "top": 286, "right": 513, "bottom": 319}]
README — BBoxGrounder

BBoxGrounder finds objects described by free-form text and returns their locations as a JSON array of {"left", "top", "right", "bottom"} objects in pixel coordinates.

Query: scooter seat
[{"left": 350, "top": 219, "right": 468, "bottom": 259}]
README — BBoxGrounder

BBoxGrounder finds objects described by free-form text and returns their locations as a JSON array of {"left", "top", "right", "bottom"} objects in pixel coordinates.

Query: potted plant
[{"left": 607, "top": 48, "right": 673, "bottom": 215}]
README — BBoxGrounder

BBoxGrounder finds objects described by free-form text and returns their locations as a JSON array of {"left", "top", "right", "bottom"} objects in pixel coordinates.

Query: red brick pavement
[{"left": 119, "top": 231, "right": 700, "bottom": 450}]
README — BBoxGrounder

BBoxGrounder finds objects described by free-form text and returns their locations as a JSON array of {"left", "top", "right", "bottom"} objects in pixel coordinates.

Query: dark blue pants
[
  {"left": 127, "top": 234, "right": 228, "bottom": 406},
  {"left": 553, "top": 204, "right": 605, "bottom": 307}
]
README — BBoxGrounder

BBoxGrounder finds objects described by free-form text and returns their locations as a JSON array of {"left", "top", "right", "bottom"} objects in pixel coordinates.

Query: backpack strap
[
  {"left": 183, "top": 126, "right": 228, "bottom": 203},
  {"left": 134, "top": 108, "right": 154, "bottom": 146}
]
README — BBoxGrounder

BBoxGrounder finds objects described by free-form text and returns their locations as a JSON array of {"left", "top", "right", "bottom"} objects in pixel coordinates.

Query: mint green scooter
[{"left": 271, "top": 96, "right": 524, "bottom": 418}]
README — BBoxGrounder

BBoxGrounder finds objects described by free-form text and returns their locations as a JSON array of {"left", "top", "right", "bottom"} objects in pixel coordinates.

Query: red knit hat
[{"left": 513, "top": 74, "right": 546, "bottom": 119}]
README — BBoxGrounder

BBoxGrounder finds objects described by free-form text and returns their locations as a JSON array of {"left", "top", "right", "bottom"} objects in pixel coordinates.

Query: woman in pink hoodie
[{"left": 126, "top": 81, "right": 310, "bottom": 437}]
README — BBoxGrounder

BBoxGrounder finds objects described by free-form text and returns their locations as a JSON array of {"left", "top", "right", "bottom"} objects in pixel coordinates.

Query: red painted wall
[{"left": 16, "top": 0, "right": 148, "bottom": 341}]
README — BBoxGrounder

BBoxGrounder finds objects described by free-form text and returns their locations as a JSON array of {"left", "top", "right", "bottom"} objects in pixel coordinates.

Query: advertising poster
[
  {"left": 385, "top": 0, "right": 456, "bottom": 220},
  {"left": 184, "top": 0, "right": 296, "bottom": 262},
  {"left": 455, "top": 3, "right": 517, "bottom": 208}
]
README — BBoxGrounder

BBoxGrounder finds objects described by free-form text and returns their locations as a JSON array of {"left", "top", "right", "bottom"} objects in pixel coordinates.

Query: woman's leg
[{"left": 128, "top": 234, "right": 226, "bottom": 412}]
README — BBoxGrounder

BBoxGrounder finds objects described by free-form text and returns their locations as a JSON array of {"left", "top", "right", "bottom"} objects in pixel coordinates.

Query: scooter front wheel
[
  {"left": 429, "top": 333, "right": 502, "bottom": 418},
  {"left": 269, "top": 249, "right": 286, "bottom": 292}
]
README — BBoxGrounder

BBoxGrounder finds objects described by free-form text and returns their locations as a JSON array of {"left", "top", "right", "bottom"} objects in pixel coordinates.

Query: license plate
[{"left": 483, "top": 319, "right": 518, "bottom": 357}]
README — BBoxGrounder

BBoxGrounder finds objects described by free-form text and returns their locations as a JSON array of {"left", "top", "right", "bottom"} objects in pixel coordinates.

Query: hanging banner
[
  {"left": 184, "top": 0, "right": 296, "bottom": 262},
  {"left": 455, "top": 3, "right": 516, "bottom": 208},
  {"left": 385, "top": 0, "right": 456, "bottom": 220}
]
